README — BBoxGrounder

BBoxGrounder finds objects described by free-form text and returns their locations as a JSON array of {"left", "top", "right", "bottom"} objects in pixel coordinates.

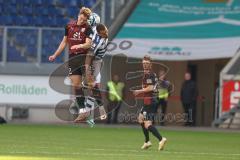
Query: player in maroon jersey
[
  {"left": 49, "top": 7, "right": 93, "bottom": 117},
  {"left": 133, "top": 55, "right": 167, "bottom": 150}
]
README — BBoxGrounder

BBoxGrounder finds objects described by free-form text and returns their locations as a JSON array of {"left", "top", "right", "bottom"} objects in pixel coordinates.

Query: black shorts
[
  {"left": 140, "top": 98, "right": 158, "bottom": 121},
  {"left": 68, "top": 54, "right": 86, "bottom": 76}
]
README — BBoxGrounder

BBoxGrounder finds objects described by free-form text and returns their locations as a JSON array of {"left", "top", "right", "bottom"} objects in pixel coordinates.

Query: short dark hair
[
  {"left": 96, "top": 23, "right": 106, "bottom": 33},
  {"left": 96, "top": 23, "right": 108, "bottom": 38},
  {"left": 143, "top": 55, "right": 151, "bottom": 62}
]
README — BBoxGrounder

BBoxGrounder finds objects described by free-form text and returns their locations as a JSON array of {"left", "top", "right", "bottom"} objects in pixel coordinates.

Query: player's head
[
  {"left": 184, "top": 72, "right": 191, "bottom": 81},
  {"left": 88, "top": 13, "right": 101, "bottom": 27},
  {"left": 142, "top": 55, "right": 152, "bottom": 71},
  {"left": 112, "top": 74, "right": 119, "bottom": 83},
  {"left": 78, "top": 7, "right": 92, "bottom": 25},
  {"left": 96, "top": 23, "right": 108, "bottom": 38}
]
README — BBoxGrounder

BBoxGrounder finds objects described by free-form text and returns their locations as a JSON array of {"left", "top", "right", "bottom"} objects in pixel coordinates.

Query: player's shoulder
[
  {"left": 84, "top": 23, "right": 93, "bottom": 32},
  {"left": 143, "top": 72, "right": 157, "bottom": 81},
  {"left": 149, "top": 72, "right": 157, "bottom": 78},
  {"left": 66, "top": 20, "right": 77, "bottom": 28}
]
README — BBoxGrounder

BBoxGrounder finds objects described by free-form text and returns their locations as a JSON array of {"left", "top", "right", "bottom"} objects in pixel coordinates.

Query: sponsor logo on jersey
[{"left": 73, "top": 32, "right": 81, "bottom": 39}]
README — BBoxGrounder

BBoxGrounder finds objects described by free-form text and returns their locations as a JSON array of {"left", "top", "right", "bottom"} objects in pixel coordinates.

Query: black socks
[
  {"left": 141, "top": 123, "right": 149, "bottom": 143},
  {"left": 75, "top": 88, "right": 84, "bottom": 108},
  {"left": 148, "top": 125, "right": 162, "bottom": 141}
]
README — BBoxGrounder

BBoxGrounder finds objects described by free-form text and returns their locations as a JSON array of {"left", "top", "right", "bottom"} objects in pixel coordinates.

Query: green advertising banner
[{"left": 113, "top": 0, "right": 240, "bottom": 60}]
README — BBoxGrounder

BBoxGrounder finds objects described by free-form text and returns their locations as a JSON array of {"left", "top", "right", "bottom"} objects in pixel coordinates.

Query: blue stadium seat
[
  {"left": 22, "top": 0, "right": 30, "bottom": 5},
  {"left": 17, "top": 16, "right": 29, "bottom": 25},
  {"left": 69, "top": 0, "right": 78, "bottom": 7},
  {"left": 2, "top": 4, "right": 10, "bottom": 13},
  {"left": 67, "top": 7, "right": 79, "bottom": 18},
  {"left": 0, "top": 35, "right": 2, "bottom": 61},
  {"left": 41, "top": 54, "right": 48, "bottom": 63},
  {"left": 26, "top": 45, "right": 37, "bottom": 56},
  {"left": 56, "top": 18, "right": 69, "bottom": 26},
  {"left": 0, "top": 16, "right": 13, "bottom": 25},
  {"left": 9, "top": 5, "right": 17, "bottom": 15},
  {"left": 29, "top": 37, "right": 37, "bottom": 46},
  {"left": 41, "top": 8, "right": 50, "bottom": 16},
  {"left": 42, "top": 17, "right": 52, "bottom": 25},
  {"left": 10, "top": 0, "right": 17, "bottom": 5},
  {"left": 80, "top": 0, "right": 97, "bottom": 8},
  {"left": 0, "top": 0, "right": 97, "bottom": 27},
  {"left": 56, "top": 0, "right": 70, "bottom": 7},
  {"left": 23, "top": 7, "right": 34, "bottom": 15},
  {"left": 41, "top": 45, "right": 64, "bottom": 63},
  {"left": 7, "top": 46, "right": 27, "bottom": 62},
  {"left": 42, "top": 0, "right": 55, "bottom": 6},
  {"left": 48, "top": 7, "right": 58, "bottom": 17},
  {"left": 14, "top": 30, "right": 24, "bottom": 35},
  {"left": 31, "top": 0, "right": 42, "bottom": 6},
  {"left": 34, "top": 18, "right": 43, "bottom": 26}
]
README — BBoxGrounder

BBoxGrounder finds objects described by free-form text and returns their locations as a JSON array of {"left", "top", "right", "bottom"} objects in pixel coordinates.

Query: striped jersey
[{"left": 91, "top": 27, "right": 108, "bottom": 59}]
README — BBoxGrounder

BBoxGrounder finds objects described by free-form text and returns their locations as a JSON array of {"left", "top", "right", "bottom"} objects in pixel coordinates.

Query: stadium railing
[{"left": 0, "top": 26, "right": 67, "bottom": 75}]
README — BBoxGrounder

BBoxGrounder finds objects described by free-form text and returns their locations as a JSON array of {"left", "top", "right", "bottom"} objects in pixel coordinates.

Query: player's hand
[
  {"left": 133, "top": 90, "right": 141, "bottom": 96},
  {"left": 71, "top": 44, "right": 81, "bottom": 50},
  {"left": 48, "top": 55, "right": 56, "bottom": 62}
]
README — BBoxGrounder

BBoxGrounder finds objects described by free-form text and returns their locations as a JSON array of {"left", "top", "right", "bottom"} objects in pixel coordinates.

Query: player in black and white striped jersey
[
  {"left": 85, "top": 23, "right": 108, "bottom": 124},
  {"left": 74, "top": 13, "right": 108, "bottom": 125},
  {"left": 87, "top": 23, "right": 108, "bottom": 85}
]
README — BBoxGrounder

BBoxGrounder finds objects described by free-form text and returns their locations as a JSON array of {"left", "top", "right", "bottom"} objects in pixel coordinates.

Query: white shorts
[
  {"left": 92, "top": 59, "right": 102, "bottom": 84},
  {"left": 79, "top": 107, "right": 92, "bottom": 114},
  {"left": 79, "top": 96, "right": 95, "bottom": 114}
]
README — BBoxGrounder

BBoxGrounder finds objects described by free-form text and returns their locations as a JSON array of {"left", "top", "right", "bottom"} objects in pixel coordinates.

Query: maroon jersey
[
  {"left": 65, "top": 20, "right": 93, "bottom": 54},
  {"left": 142, "top": 71, "right": 158, "bottom": 104}
]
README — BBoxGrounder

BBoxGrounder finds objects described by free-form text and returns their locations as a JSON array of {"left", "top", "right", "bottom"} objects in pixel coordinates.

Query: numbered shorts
[{"left": 68, "top": 54, "right": 86, "bottom": 76}]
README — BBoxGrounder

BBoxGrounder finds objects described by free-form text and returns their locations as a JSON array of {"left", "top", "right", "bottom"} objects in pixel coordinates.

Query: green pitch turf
[{"left": 0, "top": 124, "right": 240, "bottom": 160}]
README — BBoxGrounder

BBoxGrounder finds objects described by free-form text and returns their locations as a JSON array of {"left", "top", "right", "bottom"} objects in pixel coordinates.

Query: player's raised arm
[{"left": 49, "top": 36, "right": 67, "bottom": 62}]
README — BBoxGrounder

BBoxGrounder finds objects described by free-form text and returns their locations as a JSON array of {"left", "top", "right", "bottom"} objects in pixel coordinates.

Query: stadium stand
[
  {"left": 0, "top": 0, "right": 135, "bottom": 76},
  {"left": 41, "top": 29, "right": 65, "bottom": 63},
  {"left": 0, "top": 0, "right": 96, "bottom": 27},
  {"left": 0, "top": 28, "right": 2, "bottom": 61},
  {"left": 0, "top": 0, "right": 96, "bottom": 63}
]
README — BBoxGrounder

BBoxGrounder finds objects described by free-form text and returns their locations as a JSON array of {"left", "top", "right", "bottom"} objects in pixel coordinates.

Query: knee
[
  {"left": 144, "top": 123, "right": 150, "bottom": 129},
  {"left": 72, "top": 81, "right": 81, "bottom": 88},
  {"left": 144, "top": 121, "right": 152, "bottom": 129}
]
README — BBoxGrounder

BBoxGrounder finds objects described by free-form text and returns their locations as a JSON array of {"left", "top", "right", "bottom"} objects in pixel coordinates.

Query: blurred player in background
[
  {"left": 48, "top": 7, "right": 93, "bottom": 120},
  {"left": 74, "top": 13, "right": 108, "bottom": 125},
  {"left": 156, "top": 70, "right": 173, "bottom": 126},
  {"left": 133, "top": 55, "right": 167, "bottom": 151}
]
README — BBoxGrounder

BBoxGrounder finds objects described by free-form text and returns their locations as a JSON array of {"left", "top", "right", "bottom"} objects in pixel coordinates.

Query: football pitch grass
[{"left": 0, "top": 124, "right": 240, "bottom": 160}]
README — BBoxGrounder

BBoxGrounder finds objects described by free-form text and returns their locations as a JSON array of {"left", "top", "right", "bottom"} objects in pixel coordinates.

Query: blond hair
[{"left": 79, "top": 7, "right": 92, "bottom": 18}]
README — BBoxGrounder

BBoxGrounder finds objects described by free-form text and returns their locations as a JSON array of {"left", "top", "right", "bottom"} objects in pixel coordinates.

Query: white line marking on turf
[
  {"left": 3, "top": 144, "right": 240, "bottom": 158},
  {"left": 0, "top": 151, "right": 149, "bottom": 157},
  {"left": 1, "top": 149, "right": 240, "bottom": 160},
  {"left": 3, "top": 143, "right": 240, "bottom": 159}
]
